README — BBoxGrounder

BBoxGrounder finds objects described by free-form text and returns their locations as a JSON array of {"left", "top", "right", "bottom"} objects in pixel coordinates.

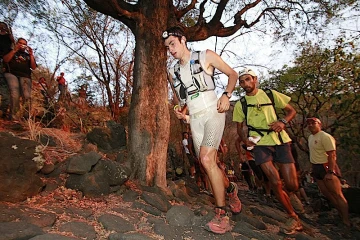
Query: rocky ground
[
  {"left": 0, "top": 119, "right": 359, "bottom": 240},
  {"left": 0, "top": 177, "right": 360, "bottom": 240}
]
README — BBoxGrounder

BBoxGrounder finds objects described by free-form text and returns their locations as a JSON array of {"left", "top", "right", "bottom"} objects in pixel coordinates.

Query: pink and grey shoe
[
  {"left": 227, "top": 182, "right": 242, "bottom": 214},
  {"left": 205, "top": 208, "right": 232, "bottom": 234},
  {"left": 280, "top": 215, "right": 303, "bottom": 235}
]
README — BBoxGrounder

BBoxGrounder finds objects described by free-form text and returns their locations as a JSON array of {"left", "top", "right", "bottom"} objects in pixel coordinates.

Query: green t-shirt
[{"left": 233, "top": 89, "right": 292, "bottom": 146}]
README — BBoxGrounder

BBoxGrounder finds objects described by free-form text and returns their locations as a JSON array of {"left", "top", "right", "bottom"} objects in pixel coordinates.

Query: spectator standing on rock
[
  {"left": 163, "top": 26, "right": 241, "bottom": 234},
  {"left": 77, "top": 84, "right": 87, "bottom": 109},
  {"left": 233, "top": 68, "right": 302, "bottom": 235},
  {"left": 56, "top": 72, "right": 66, "bottom": 102},
  {"left": 182, "top": 131, "right": 196, "bottom": 178},
  {"left": 307, "top": 117, "right": 350, "bottom": 227},
  {"left": 3, "top": 37, "right": 37, "bottom": 120}
]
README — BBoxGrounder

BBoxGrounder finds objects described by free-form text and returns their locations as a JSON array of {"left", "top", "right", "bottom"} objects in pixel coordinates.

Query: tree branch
[
  {"left": 175, "top": 0, "right": 197, "bottom": 20},
  {"left": 83, "top": 0, "right": 139, "bottom": 30}
]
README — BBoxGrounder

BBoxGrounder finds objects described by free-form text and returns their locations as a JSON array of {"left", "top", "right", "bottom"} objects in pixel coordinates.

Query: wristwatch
[
  {"left": 222, "top": 92, "right": 232, "bottom": 98},
  {"left": 279, "top": 118, "right": 288, "bottom": 124}
]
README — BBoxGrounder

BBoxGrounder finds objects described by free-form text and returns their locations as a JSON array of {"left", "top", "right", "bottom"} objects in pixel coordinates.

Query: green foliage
[{"left": 263, "top": 38, "right": 360, "bottom": 174}]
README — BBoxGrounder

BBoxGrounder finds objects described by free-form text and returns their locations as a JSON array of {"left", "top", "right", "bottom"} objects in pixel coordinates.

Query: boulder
[
  {"left": 65, "top": 170, "right": 110, "bottom": 197},
  {"left": 86, "top": 121, "right": 126, "bottom": 152},
  {"left": 65, "top": 158, "right": 129, "bottom": 197},
  {"left": 166, "top": 205, "right": 195, "bottom": 227},
  {"left": 0, "top": 132, "right": 44, "bottom": 202},
  {"left": 66, "top": 151, "right": 101, "bottom": 174}
]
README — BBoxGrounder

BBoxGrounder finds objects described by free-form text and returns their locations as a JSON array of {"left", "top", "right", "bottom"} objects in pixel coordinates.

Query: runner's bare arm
[
  {"left": 237, "top": 122, "right": 254, "bottom": 148},
  {"left": 167, "top": 71, "right": 188, "bottom": 120},
  {"left": 204, "top": 50, "right": 238, "bottom": 113}
]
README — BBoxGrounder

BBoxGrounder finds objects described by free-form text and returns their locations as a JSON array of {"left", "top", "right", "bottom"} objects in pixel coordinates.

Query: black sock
[
  {"left": 226, "top": 182, "right": 235, "bottom": 193},
  {"left": 215, "top": 206, "right": 226, "bottom": 214}
]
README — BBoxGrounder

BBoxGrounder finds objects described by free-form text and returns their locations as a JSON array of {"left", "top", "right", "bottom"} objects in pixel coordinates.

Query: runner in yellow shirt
[
  {"left": 233, "top": 68, "right": 301, "bottom": 235},
  {"left": 307, "top": 117, "right": 350, "bottom": 228}
]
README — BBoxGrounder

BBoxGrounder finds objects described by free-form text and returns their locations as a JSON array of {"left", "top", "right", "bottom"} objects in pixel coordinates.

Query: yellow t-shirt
[
  {"left": 308, "top": 131, "right": 336, "bottom": 164},
  {"left": 232, "top": 89, "right": 291, "bottom": 146}
]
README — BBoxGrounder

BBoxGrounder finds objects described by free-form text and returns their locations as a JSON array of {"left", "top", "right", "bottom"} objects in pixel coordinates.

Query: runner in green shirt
[{"left": 233, "top": 68, "right": 301, "bottom": 235}]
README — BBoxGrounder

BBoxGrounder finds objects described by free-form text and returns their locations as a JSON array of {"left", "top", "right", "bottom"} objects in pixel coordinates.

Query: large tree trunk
[
  {"left": 83, "top": 0, "right": 173, "bottom": 188},
  {"left": 128, "top": 6, "right": 170, "bottom": 187}
]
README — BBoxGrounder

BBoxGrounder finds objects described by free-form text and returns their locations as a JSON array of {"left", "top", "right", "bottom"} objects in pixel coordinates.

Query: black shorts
[
  {"left": 311, "top": 163, "right": 339, "bottom": 181},
  {"left": 248, "top": 160, "right": 269, "bottom": 182},
  {"left": 253, "top": 143, "right": 295, "bottom": 165},
  {"left": 186, "top": 154, "right": 196, "bottom": 166}
]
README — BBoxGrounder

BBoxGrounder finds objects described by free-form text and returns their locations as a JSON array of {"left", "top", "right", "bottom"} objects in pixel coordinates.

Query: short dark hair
[
  {"left": 162, "top": 26, "right": 185, "bottom": 41},
  {"left": 0, "top": 22, "right": 9, "bottom": 27},
  {"left": 17, "top": 37, "right": 27, "bottom": 44},
  {"left": 182, "top": 132, "right": 188, "bottom": 138}
]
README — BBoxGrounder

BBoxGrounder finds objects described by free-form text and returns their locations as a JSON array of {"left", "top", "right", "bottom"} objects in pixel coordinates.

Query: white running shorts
[{"left": 190, "top": 105, "right": 225, "bottom": 157}]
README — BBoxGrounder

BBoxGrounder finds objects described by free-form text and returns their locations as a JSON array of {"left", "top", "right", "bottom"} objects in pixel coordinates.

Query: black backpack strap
[
  {"left": 174, "top": 62, "right": 181, "bottom": 83},
  {"left": 240, "top": 93, "right": 273, "bottom": 121},
  {"left": 263, "top": 88, "right": 285, "bottom": 143},
  {"left": 240, "top": 89, "right": 284, "bottom": 143},
  {"left": 174, "top": 58, "right": 199, "bottom": 96},
  {"left": 190, "top": 51, "right": 203, "bottom": 75},
  {"left": 194, "top": 50, "right": 215, "bottom": 83},
  {"left": 240, "top": 96, "right": 247, "bottom": 121},
  {"left": 264, "top": 88, "right": 275, "bottom": 109}
]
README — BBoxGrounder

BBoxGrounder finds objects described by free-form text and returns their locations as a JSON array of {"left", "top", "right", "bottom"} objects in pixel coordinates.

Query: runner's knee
[
  {"left": 199, "top": 153, "right": 215, "bottom": 171},
  {"left": 269, "top": 179, "right": 283, "bottom": 190},
  {"left": 284, "top": 179, "right": 299, "bottom": 192}
]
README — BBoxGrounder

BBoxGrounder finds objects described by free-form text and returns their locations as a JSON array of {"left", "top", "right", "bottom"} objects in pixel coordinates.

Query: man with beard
[{"left": 233, "top": 68, "right": 302, "bottom": 235}]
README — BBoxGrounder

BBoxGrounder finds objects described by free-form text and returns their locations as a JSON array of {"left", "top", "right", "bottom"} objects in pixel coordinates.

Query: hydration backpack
[
  {"left": 240, "top": 89, "right": 284, "bottom": 143},
  {"left": 170, "top": 51, "right": 215, "bottom": 105}
]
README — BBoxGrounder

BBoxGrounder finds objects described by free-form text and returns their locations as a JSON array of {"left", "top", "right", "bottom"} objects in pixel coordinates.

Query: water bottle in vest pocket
[
  {"left": 172, "top": 74, "right": 187, "bottom": 104},
  {"left": 192, "top": 73, "right": 209, "bottom": 92}
]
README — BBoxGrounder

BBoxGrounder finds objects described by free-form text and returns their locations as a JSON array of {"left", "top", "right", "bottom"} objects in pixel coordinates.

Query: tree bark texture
[
  {"left": 128, "top": 28, "right": 170, "bottom": 187},
  {"left": 83, "top": 0, "right": 173, "bottom": 187}
]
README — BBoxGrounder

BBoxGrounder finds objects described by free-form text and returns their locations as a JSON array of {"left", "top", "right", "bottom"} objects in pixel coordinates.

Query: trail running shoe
[
  {"left": 289, "top": 193, "right": 305, "bottom": 214},
  {"left": 205, "top": 208, "right": 232, "bottom": 234},
  {"left": 227, "top": 182, "right": 242, "bottom": 214},
  {"left": 281, "top": 216, "right": 303, "bottom": 235}
]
